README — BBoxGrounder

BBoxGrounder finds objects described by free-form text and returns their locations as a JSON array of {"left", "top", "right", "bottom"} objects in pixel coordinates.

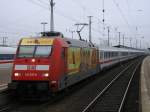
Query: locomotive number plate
[
  {"left": 27, "top": 65, "right": 36, "bottom": 70},
  {"left": 24, "top": 73, "right": 37, "bottom": 77}
]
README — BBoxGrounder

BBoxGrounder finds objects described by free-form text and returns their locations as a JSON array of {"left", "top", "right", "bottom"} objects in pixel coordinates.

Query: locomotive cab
[{"left": 10, "top": 35, "right": 68, "bottom": 95}]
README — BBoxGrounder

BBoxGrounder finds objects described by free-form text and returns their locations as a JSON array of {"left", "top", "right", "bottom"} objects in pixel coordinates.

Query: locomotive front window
[
  {"left": 35, "top": 46, "right": 52, "bottom": 57},
  {"left": 17, "top": 45, "right": 52, "bottom": 58},
  {"left": 18, "top": 46, "right": 35, "bottom": 57}
]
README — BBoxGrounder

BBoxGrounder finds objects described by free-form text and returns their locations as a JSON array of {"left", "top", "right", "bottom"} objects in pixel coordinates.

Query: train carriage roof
[
  {"left": 63, "top": 38, "right": 97, "bottom": 48},
  {"left": 98, "top": 46, "right": 144, "bottom": 53},
  {"left": 98, "top": 46, "right": 124, "bottom": 52},
  {"left": 41, "top": 31, "right": 95, "bottom": 48}
]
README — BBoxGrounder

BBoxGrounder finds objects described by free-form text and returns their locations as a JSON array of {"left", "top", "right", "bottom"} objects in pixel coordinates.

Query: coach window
[
  {"left": 121, "top": 52, "right": 123, "bottom": 56},
  {"left": 107, "top": 52, "right": 108, "bottom": 58},
  {"left": 106, "top": 52, "right": 108, "bottom": 59},
  {"left": 110, "top": 52, "right": 112, "bottom": 58},
  {"left": 110, "top": 52, "right": 111, "bottom": 58},
  {"left": 102, "top": 52, "right": 104, "bottom": 59},
  {"left": 104, "top": 52, "right": 106, "bottom": 59},
  {"left": 112, "top": 52, "right": 114, "bottom": 57},
  {"left": 101, "top": 52, "right": 103, "bottom": 59},
  {"left": 106, "top": 52, "right": 109, "bottom": 59},
  {"left": 108, "top": 52, "right": 110, "bottom": 58}
]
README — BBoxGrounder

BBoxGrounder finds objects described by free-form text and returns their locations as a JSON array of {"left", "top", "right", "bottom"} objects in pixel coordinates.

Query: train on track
[{"left": 8, "top": 32, "right": 145, "bottom": 96}]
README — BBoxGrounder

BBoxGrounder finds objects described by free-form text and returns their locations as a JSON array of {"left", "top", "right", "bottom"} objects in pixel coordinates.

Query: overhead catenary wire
[
  {"left": 70, "top": 0, "right": 107, "bottom": 26},
  {"left": 37, "top": 0, "right": 49, "bottom": 6},
  {"left": 70, "top": 0, "right": 118, "bottom": 42},
  {"left": 112, "top": 0, "right": 135, "bottom": 36},
  {"left": 0, "top": 0, "right": 147, "bottom": 48},
  {"left": 26, "top": 0, "right": 111, "bottom": 33},
  {"left": 24, "top": 0, "right": 134, "bottom": 46},
  {"left": 26, "top": 0, "right": 103, "bottom": 37},
  {"left": 112, "top": 0, "right": 130, "bottom": 26},
  {"left": 125, "top": 0, "right": 131, "bottom": 12},
  {"left": 26, "top": 0, "right": 79, "bottom": 23},
  {"left": 70, "top": 0, "right": 113, "bottom": 38},
  {"left": 27, "top": 0, "right": 48, "bottom": 9},
  {"left": 69, "top": 0, "right": 114, "bottom": 40}
]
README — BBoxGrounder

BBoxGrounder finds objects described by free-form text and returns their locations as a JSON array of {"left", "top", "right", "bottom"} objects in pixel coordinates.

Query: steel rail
[
  {"left": 0, "top": 105, "right": 11, "bottom": 112},
  {"left": 0, "top": 84, "right": 7, "bottom": 88},
  {"left": 118, "top": 61, "right": 141, "bottom": 112},
  {"left": 81, "top": 61, "right": 136, "bottom": 112},
  {"left": 0, "top": 84, "right": 8, "bottom": 91}
]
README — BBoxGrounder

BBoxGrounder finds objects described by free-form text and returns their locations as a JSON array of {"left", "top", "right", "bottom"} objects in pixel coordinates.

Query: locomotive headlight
[
  {"left": 43, "top": 73, "right": 49, "bottom": 77},
  {"left": 14, "top": 73, "right": 20, "bottom": 77},
  {"left": 31, "top": 59, "right": 35, "bottom": 63}
]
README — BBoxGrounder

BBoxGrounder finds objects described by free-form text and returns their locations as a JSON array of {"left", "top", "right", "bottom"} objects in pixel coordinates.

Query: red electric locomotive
[{"left": 9, "top": 32, "right": 99, "bottom": 95}]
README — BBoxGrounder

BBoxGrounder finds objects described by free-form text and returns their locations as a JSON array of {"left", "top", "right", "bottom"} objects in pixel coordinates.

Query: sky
[{"left": 0, "top": 0, "right": 150, "bottom": 48}]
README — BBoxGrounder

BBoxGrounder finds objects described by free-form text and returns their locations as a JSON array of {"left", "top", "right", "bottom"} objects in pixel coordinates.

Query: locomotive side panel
[
  {"left": 50, "top": 38, "right": 68, "bottom": 92},
  {"left": 58, "top": 47, "right": 98, "bottom": 89}
]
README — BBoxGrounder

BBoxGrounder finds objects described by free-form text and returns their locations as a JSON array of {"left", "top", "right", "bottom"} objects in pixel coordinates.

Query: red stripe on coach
[{"left": 0, "top": 61, "right": 14, "bottom": 64}]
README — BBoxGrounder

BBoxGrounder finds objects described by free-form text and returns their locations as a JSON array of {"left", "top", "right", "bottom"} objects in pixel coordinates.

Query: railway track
[
  {"left": 0, "top": 91, "right": 17, "bottom": 112},
  {"left": 81, "top": 58, "right": 142, "bottom": 112},
  {"left": 0, "top": 84, "right": 7, "bottom": 90},
  {"left": 0, "top": 103, "right": 18, "bottom": 112}
]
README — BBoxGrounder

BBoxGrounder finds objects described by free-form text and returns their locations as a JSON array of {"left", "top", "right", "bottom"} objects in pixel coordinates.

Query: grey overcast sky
[{"left": 0, "top": 0, "right": 149, "bottom": 48}]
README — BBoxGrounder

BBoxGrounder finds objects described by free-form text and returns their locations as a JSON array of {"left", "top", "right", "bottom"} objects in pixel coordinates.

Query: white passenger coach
[{"left": 98, "top": 46, "right": 144, "bottom": 70}]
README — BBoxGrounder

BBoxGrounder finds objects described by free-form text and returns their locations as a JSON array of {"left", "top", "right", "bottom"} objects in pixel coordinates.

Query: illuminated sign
[{"left": 21, "top": 38, "right": 54, "bottom": 45}]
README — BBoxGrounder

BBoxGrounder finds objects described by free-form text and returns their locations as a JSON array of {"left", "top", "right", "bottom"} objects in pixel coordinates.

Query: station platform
[
  {"left": 0, "top": 62, "right": 13, "bottom": 91},
  {"left": 141, "top": 56, "right": 150, "bottom": 112}
]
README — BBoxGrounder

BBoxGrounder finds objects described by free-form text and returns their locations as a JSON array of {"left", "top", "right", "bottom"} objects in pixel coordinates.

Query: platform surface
[
  {"left": 141, "top": 56, "right": 150, "bottom": 112},
  {"left": 0, "top": 62, "right": 13, "bottom": 91}
]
